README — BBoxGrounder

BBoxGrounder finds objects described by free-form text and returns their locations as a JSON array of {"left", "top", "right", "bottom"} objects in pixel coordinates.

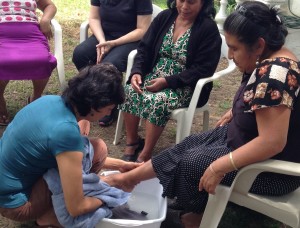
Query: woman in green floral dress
[{"left": 119, "top": 0, "right": 222, "bottom": 162}]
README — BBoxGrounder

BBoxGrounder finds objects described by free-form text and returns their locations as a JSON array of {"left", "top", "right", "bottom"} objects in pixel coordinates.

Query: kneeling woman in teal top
[{"left": 0, "top": 63, "right": 140, "bottom": 226}]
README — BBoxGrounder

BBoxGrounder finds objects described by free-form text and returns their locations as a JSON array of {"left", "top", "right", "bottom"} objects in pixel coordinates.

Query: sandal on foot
[
  {"left": 121, "top": 137, "right": 145, "bottom": 162},
  {"left": 99, "top": 114, "right": 114, "bottom": 127},
  {"left": 0, "top": 115, "right": 10, "bottom": 126}
]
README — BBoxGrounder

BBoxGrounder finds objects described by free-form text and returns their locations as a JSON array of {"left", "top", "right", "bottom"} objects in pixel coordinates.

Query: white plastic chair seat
[
  {"left": 50, "top": 19, "right": 66, "bottom": 90},
  {"left": 200, "top": 159, "right": 300, "bottom": 228},
  {"left": 113, "top": 34, "right": 236, "bottom": 145}
]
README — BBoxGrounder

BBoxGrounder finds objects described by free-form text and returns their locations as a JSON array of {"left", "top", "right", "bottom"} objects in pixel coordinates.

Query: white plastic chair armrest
[
  {"left": 124, "top": 49, "right": 138, "bottom": 83},
  {"left": 50, "top": 19, "right": 66, "bottom": 90},
  {"left": 230, "top": 159, "right": 300, "bottom": 195},
  {"left": 80, "top": 20, "right": 89, "bottom": 43}
]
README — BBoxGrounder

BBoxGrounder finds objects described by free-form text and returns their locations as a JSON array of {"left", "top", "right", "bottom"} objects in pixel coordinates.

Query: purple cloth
[{"left": 0, "top": 22, "right": 57, "bottom": 80}]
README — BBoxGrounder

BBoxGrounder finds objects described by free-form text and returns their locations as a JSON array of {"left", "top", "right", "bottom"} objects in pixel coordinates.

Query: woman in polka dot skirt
[
  {"left": 102, "top": 1, "right": 300, "bottom": 227},
  {"left": 0, "top": 0, "right": 57, "bottom": 125}
]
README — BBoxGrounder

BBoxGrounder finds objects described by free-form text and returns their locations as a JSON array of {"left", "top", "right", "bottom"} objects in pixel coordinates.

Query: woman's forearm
[
  {"left": 89, "top": 19, "right": 106, "bottom": 43},
  {"left": 89, "top": 5, "right": 105, "bottom": 43},
  {"left": 103, "top": 157, "right": 125, "bottom": 170}
]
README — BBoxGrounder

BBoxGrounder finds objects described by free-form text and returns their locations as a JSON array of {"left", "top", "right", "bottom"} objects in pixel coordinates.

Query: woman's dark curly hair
[
  {"left": 224, "top": 1, "right": 288, "bottom": 51},
  {"left": 62, "top": 63, "right": 125, "bottom": 116},
  {"left": 167, "top": 0, "right": 216, "bottom": 19}
]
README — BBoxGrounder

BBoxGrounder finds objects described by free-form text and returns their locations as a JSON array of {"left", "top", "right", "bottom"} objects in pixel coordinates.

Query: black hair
[
  {"left": 62, "top": 63, "right": 125, "bottom": 116},
  {"left": 167, "top": 0, "right": 216, "bottom": 19},
  {"left": 223, "top": 1, "right": 288, "bottom": 51}
]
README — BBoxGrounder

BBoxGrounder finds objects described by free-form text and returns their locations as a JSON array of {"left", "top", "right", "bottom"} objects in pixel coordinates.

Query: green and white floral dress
[{"left": 119, "top": 23, "right": 193, "bottom": 127}]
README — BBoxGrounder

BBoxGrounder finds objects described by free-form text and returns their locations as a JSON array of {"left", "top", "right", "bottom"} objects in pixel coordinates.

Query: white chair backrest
[{"left": 220, "top": 34, "right": 228, "bottom": 59}]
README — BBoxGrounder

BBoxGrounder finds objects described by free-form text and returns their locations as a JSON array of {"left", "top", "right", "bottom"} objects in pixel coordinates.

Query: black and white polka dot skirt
[{"left": 152, "top": 125, "right": 300, "bottom": 213}]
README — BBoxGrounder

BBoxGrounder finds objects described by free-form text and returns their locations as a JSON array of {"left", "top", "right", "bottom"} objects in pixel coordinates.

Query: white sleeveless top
[{"left": 0, "top": 0, "right": 38, "bottom": 23}]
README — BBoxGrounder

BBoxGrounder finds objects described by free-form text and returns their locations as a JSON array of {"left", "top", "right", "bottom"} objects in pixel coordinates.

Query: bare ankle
[{"left": 181, "top": 212, "right": 203, "bottom": 228}]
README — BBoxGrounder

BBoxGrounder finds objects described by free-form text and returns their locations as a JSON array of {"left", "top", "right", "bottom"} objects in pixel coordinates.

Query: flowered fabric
[
  {"left": 244, "top": 57, "right": 300, "bottom": 112},
  {"left": 119, "top": 22, "right": 193, "bottom": 127},
  {"left": 0, "top": 0, "right": 38, "bottom": 23}
]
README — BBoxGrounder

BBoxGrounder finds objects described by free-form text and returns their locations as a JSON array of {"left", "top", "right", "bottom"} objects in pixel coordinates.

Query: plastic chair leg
[
  {"left": 113, "top": 110, "right": 124, "bottom": 145},
  {"left": 202, "top": 110, "right": 209, "bottom": 131},
  {"left": 199, "top": 186, "right": 232, "bottom": 228}
]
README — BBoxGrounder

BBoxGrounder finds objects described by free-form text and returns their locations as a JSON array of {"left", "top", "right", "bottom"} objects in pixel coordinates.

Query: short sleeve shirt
[
  {"left": 0, "top": 0, "right": 38, "bottom": 23},
  {"left": 227, "top": 57, "right": 300, "bottom": 162},
  {"left": 90, "top": 0, "right": 152, "bottom": 39},
  {"left": 0, "top": 95, "right": 84, "bottom": 208}
]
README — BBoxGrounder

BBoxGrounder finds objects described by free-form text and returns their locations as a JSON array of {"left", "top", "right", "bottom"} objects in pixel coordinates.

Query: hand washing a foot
[{"left": 99, "top": 172, "right": 137, "bottom": 193}]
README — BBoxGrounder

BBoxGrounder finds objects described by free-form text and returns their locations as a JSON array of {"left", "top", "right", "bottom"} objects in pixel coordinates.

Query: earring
[
  {"left": 90, "top": 112, "right": 94, "bottom": 117},
  {"left": 256, "top": 56, "right": 260, "bottom": 66}
]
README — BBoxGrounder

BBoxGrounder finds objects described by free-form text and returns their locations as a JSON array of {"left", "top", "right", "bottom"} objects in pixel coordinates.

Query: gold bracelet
[
  {"left": 209, "top": 164, "right": 225, "bottom": 178},
  {"left": 229, "top": 152, "right": 238, "bottom": 170}
]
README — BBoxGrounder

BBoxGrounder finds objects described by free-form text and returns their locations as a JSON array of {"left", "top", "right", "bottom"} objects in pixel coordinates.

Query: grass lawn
[{"left": 0, "top": 0, "right": 287, "bottom": 227}]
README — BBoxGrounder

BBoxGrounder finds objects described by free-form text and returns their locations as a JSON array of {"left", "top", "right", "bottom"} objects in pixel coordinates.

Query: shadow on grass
[{"left": 219, "top": 203, "right": 283, "bottom": 228}]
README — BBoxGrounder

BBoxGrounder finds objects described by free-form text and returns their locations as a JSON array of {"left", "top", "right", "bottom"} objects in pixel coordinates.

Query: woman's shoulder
[
  {"left": 261, "top": 55, "right": 300, "bottom": 74},
  {"left": 266, "top": 47, "right": 298, "bottom": 63},
  {"left": 192, "top": 16, "right": 219, "bottom": 32}
]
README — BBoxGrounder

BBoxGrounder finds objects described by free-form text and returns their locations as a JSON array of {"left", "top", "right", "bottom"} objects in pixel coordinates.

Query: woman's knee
[
  {"left": 90, "top": 138, "right": 108, "bottom": 173},
  {"left": 72, "top": 37, "right": 97, "bottom": 70},
  {"left": 72, "top": 45, "right": 87, "bottom": 70},
  {"left": 102, "top": 56, "right": 126, "bottom": 72},
  {"left": 0, "top": 178, "right": 52, "bottom": 222}
]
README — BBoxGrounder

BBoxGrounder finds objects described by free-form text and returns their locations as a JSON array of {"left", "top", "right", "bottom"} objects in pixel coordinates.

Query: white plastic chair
[
  {"left": 79, "top": 4, "right": 163, "bottom": 44},
  {"left": 200, "top": 159, "right": 300, "bottom": 228},
  {"left": 113, "top": 34, "right": 236, "bottom": 145},
  {"left": 50, "top": 19, "right": 66, "bottom": 90}
]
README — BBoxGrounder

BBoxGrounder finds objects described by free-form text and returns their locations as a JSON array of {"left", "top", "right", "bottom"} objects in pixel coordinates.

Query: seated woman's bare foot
[
  {"left": 181, "top": 212, "right": 203, "bottom": 228},
  {"left": 78, "top": 120, "right": 90, "bottom": 136},
  {"left": 100, "top": 173, "right": 137, "bottom": 192}
]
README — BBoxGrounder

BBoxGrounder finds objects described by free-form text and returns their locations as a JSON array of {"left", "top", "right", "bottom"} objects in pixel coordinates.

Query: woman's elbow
[
  {"left": 65, "top": 200, "right": 86, "bottom": 217},
  {"left": 270, "top": 137, "right": 287, "bottom": 155},
  {"left": 67, "top": 206, "right": 83, "bottom": 217}
]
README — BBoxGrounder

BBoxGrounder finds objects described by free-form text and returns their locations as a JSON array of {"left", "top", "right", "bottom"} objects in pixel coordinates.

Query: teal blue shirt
[{"left": 0, "top": 95, "right": 84, "bottom": 208}]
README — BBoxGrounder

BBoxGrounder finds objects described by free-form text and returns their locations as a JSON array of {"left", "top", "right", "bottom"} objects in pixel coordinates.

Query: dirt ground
[{"left": 0, "top": 59, "right": 241, "bottom": 227}]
